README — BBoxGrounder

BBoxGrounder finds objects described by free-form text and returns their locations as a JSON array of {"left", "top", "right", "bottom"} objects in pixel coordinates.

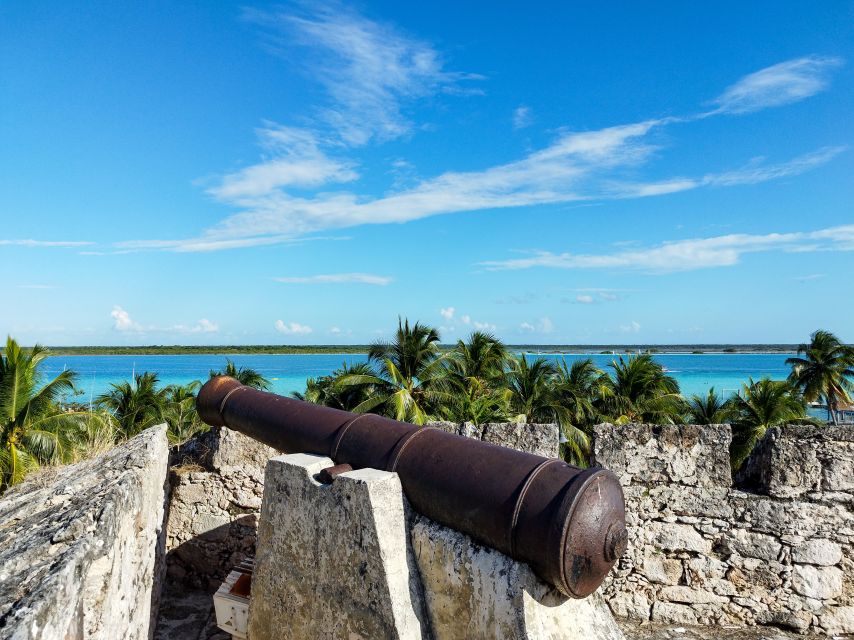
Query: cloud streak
[
  {"left": 481, "top": 224, "right": 854, "bottom": 274},
  {"left": 244, "top": 4, "right": 480, "bottom": 146},
  {"left": 711, "top": 56, "right": 843, "bottom": 115},
  {"left": 273, "top": 272, "right": 393, "bottom": 285},
  {"left": 275, "top": 320, "right": 313, "bottom": 335},
  {"left": 124, "top": 50, "right": 844, "bottom": 252},
  {"left": 0, "top": 239, "right": 93, "bottom": 248}
]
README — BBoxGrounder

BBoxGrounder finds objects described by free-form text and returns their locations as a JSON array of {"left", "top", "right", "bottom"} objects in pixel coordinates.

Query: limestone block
[
  {"left": 791, "top": 538, "right": 843, "bottom": 566},
  {"left": 648, "top": 522, "right": 711, "bottom": 554},
  {"left": 658, "top": 586, "right": 728, "bottom": 605},
  {"left": 427, "top": 421, "right": 559, "bottom": 458},
  {"left": 821, "top": 605, "right": 854, "bottom": 634},
  {"left": 651, "top": 601, "right": 698, "bottom": 625},
  {"left": 724, "top": 529, "right": 781, "bottom": 562},
  {"left": 642, "top": 555, "right": 683, "bottom": 585},
  {"left": 0, "top": 426, "right": 169, "bottom": 640},
  {"left": 791, "top": 564, "right": 843, "bottom": 600},
  {"left": 248, "top": 453, "right": 428, "bottom": 640},
  {"left": 411, "top": 516, "right": 624, "bottom": 640},
  {"left": 607, "top": 592, "right": 651, "bottom": 620},
  {"left": 823, "top": 454, "right": 854, "bottom": 492}
]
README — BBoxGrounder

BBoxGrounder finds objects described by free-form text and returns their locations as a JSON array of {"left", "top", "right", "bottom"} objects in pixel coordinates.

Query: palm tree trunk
[{"left": 828, "top": 395, "right": 839, "bottom": 425}]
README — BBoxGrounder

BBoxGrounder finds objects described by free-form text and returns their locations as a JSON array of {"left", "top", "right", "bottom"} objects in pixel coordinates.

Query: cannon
[{"left": 197, "top": 376, "right": 627, "bottom": 598}]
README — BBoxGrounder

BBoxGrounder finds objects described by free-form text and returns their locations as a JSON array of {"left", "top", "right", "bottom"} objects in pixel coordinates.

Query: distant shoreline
[{"left": 30, "top": 344, "right": 804, "bottom": 356}]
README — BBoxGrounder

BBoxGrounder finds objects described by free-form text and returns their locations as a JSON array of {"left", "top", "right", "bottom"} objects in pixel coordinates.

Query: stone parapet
[
  {"left": 248, "top": 453, "right": 624, "bottom": 640},
  {"left": 594, "top": 422, "right": 854, "bottom": 636},
  {"left": 0, "top": 425, "right": 169, "bottom": 640}
]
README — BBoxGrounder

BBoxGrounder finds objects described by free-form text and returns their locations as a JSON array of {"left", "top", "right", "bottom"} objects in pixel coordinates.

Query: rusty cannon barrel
[{"left": 197, "top": 376, "right": 627, "bottom": 598}]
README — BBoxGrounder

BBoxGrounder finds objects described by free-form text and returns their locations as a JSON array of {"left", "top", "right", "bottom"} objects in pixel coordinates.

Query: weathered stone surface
[
  {"left": 643, "top": 555, "right": 683, "bottom": 585},
  {"left": 249, "top": 453, "right": 624, "bottom": 640},
  {"left": 791, "top": 538, "right": 842, "bottom": 566},
  {"left": 165, "top": 426, "right": 276, "bottom": 590},
  {"left": 820, "top": 604, "right": 854, "bottom": 635},
  {"left": 249, "top": 454, "right": 429, "bottom": 640},
  {"left": 412, "top": 515, "right": 624, "bottom": 640},
  {"left": 725, "top": 529, "right": 781, "bottom": 562},
  {"left": 594, "top": 422, "right": 854, "bottom": 636},
  {"left": 737, "top": 425, "right": 854, "bottom": 498},
  {"left": 648, "top": 522, "right": 711, "bottom": 554},
  {"left": 791, "top": 564, "right": 843, "bottom": 600},
  {"left": 427, "top": 421, "right": 559, "bottom": 458},
  {"left": 0, "top": 426, "right": 169, "bottom": 640},
  {"left": 594, "top": 423, "right": 732, "bottom": 489}
]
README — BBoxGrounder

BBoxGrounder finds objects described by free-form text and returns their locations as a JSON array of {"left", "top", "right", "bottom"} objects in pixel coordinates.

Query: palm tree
[
  {"left": 295, "top": 362, "right": 378, "bottom": 412},
  {"left": 96, "top": 372, "right": 166, "bottom": 439},
  {"left": 162, "top": 381, "right": 205, "bottom": 445},
  {"left": 786, "top": 330, "right": 854, "bottom": 425},
  {"left": 686, "top": 387, "right": 733, "bottom": 425},
  {"left": 505, "top": 355, "right": 557, "bottom": 423},
  {"left": 551, "top": 359, "right": 608, "bottom": 465},
  {"left": 210, "top": 359, "right": 270, "bottom": 390},
  {"left": 600, "top": 355, "right": 684, "bottom": 424},
  {"left": 337, "top": 319, "right": 450, "bottom": 424},
  {"left": 729, "top": 377, "right": 817, "bottom": 470},
  {"left": 0, "top": 338, "right": 82, "bottom": 488},
  {"left": 441, "top": 332, "right": 510, "bottom": 424}
]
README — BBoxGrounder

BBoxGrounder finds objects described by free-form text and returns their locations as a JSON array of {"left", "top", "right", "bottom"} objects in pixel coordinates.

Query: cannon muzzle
[{"left": 197, "top": 376, "right": 627, "bottom": 598}]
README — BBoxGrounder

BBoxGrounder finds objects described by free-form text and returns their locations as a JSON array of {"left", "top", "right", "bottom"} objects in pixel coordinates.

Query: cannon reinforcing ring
[
  {"left": 509, "top": 458, "right": 560, "bottom": 557},
  {"left": 387, "top": 427, "right": 438, "bottom": 472},
  {"left": 330, "top": 414, "right": 372, "bottom": 461},
  {"left": 219, "top": 385, "right": 247, "bottom": 418}
]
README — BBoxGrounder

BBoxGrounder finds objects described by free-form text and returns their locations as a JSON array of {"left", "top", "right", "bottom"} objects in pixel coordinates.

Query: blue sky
[{"left": 1, "top": 1, "right": 852, "bottom": 345}]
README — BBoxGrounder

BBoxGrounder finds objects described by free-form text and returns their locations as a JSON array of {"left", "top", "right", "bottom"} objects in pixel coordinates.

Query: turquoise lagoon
[{"left": 42, "top": 352, "right": 796, "bottom": 402}]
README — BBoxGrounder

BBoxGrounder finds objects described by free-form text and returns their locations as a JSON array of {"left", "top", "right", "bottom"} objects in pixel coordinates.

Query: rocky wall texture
[
  {"left": 249, "top": 452, "right": 623, "bottom": 640},
  {"left": 427, "top": 421, "right": 559, "bottom": 458},
  {"left": 594, "top": 423, "right": 854, "bottom": 636},
  {"left": 0, "top": 425, "right": 169, "bottom": 640},
  {"left": 164, "top": 426, "right": 277, "bottom": 591}
]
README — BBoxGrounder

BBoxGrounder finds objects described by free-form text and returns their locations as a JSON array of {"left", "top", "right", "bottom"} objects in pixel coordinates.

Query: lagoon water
[{"left": 41, "top": 352, "right": 796, "bottom": 402}]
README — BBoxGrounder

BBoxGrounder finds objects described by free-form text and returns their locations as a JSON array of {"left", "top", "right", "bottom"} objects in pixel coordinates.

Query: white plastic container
[{"left": 213, "top": 560, "right": 253, "bottom": 639}]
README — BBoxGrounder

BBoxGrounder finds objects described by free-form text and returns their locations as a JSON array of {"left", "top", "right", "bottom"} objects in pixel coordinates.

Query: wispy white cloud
[
  {"left": 576, "top": 295, "right": 595, "bottom": 304},
  {"left": 0, "top": 239, "right": 93, "bottom": 248},
  {"left": 154, "top": 124, "right": 839, "bottom": 252},
  {"left": 512, "top": 105, "right": 532, "bottom": 129},
  {"left": 273, "top": 272, "right": 392, "bottom": 285},
  {"left": 275, "top": 320, "right": 313, "bottom": 335},
  {"left": 710, "top": 56, "right": 843, "bottom": 115},
  {"left": 793, "top": 273, "right": 826, "bottom": 282},
  {"left": 111, "top": 306, "right": 219, "bottom": 334},
  {"left": 124, "top": 54, "right": 844, "bottom": 252},
  {"left": 482, "top": 224, "right": 854, "bottom": 274},
  {"left": 440, "top": 307, "right": 455, "bottom": 321},
  {"left": 519, "top": 317, "right": 554, "bottom": 333},
  {"left": 620, "top": 320, "right": 641, "bottom": 333},
  {"left": 209, "top": 124, "right": 358, "bottom": 200},
  {"left": 244, "top": 4, "right": 480, "bottom": 146},
  {"left": 183, "top": 319, "right": 219, "bottom": 334}
]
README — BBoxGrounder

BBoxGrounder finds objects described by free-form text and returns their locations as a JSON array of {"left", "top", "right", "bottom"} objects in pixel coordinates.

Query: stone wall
[
  {"left": 0, "top": 425, "right": 169, "bottom": 640},
  {"left": 427, "top": 421, "right": 559, "bottom": 458},
  {"left": 594, "top": 423, "right": 854, "bottom": 636},
  {"left": 164, "top": 426, "right": 276, "bottom": 590}
]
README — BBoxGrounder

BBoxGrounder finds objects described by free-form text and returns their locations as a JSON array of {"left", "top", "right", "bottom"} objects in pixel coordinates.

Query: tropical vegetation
[{"left": 2, "top": 326, "right": 850, "bottom": 491}]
